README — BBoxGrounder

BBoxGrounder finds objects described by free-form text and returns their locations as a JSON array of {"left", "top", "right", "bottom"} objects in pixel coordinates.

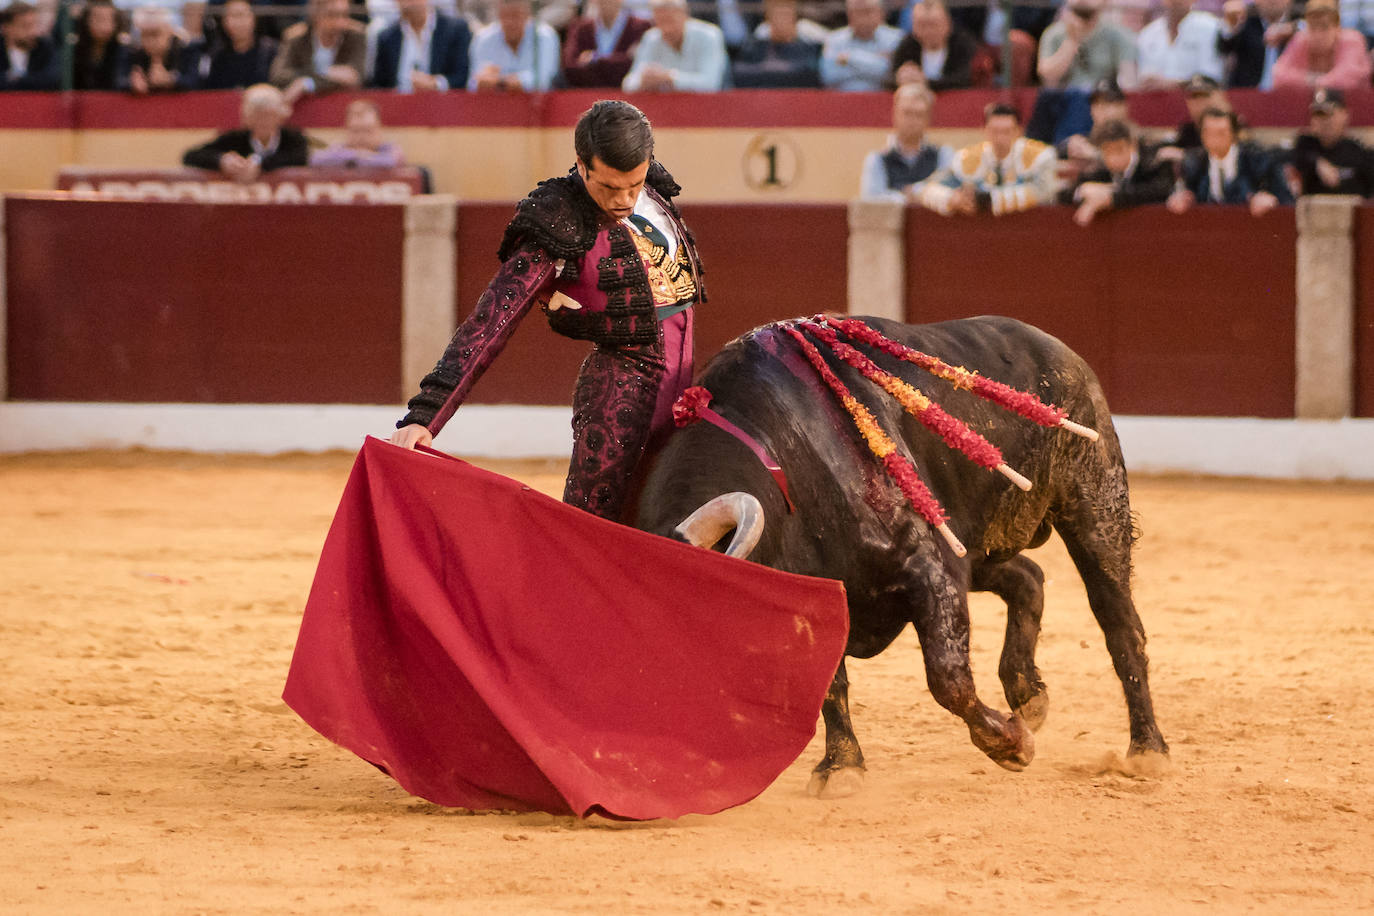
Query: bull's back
[{"left": 640, "top": 315, "right": 1116, "bottom": 571}]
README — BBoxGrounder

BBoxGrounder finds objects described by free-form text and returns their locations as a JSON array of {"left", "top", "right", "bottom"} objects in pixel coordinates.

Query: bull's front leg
[
  {"left": 908, "top": 558, "right": 1035, "bottom": 771},
  {"left": 807, "top": 659, "right": 866, "bottom": 799},
  {"left": 972, "top": 555, "right": 1049, "bottom": 732}
]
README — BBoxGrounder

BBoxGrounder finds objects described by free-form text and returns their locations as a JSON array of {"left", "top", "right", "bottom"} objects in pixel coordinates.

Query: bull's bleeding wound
[
  {"left": 799, "top": 320, "right": 1033, "bottom": 490},
  {"left": 780, "top": 324, "right": 968, "bottom": 558}
]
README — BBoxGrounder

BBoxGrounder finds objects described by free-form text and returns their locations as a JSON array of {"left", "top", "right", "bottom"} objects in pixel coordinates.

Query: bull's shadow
[{"left": 634, "top": 315, "right": 1169, "bottom": 797}]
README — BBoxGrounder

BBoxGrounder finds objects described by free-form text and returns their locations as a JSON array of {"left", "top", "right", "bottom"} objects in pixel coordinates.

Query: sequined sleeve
[{"left": 397, "top": 245, "right": 557, "bottom": 434}]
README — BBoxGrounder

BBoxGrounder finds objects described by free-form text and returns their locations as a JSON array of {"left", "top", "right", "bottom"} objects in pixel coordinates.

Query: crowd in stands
[
  {"left": 5, "top": 0, "right": 1374, "bottom": 204},
  {"left": 861, "top": 76, "right": 1368, "bottom": 222},
  {"left": 6, "top": 0, "right": 1374, "bottom": 95}
]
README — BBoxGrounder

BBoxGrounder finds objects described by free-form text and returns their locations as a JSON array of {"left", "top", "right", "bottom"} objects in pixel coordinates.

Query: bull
[{"left": 634, "top": 315, "right": 1169, "bottom": 797}]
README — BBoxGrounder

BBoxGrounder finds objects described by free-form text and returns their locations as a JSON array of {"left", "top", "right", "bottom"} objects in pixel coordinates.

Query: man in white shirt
[
  {"left": 468, "top": 0, "right": 560, "bottom": 91},
  {"left": 820, "top": 0, "right": 902, "bottom": 91},
  {"left": 1137, "top": 0, "right": 1226, "bottom": 88},
  {"left": 622, "top": 0, "right": 728, "bottom": 92}
]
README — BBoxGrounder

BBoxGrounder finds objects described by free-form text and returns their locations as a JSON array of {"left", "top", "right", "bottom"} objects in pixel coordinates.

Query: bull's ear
[{"left": 673, "top": 492, "right": 764, "bottom": 560}]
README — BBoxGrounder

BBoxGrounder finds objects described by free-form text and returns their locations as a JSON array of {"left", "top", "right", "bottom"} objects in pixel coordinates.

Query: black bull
[{"left": 634, "top": 315, "right": 1169, "bottom": 797}]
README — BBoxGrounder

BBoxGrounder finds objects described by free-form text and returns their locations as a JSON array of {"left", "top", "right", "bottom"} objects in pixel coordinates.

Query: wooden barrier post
[
  {"left": 1295, "top": 195, "right": 1358, "bottom": 419},
  {"left": 402, "top": 195, "right": 458, "bottom": 399},
  {"left": 847, "top": 199, "right": 905, "bottom": 321}
]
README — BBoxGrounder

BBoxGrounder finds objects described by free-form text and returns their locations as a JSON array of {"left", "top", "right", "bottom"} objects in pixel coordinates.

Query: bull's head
[{"left": 672, "top": 492, "right": 765, "bottom": 560}]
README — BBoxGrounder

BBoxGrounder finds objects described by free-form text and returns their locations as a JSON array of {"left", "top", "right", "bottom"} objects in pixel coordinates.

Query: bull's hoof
[
  {"left": 969, "top": 712, "right": 1035, "bottom": 772},
  {"left": 806, "top": 766, "right": 866, "bottom": 799},
  {"left": 1123, "top": 747, "right": 1172, "bottom": 778},
  {"left": 1014, "top": 691, "right": 1049, "bottom": 733}
]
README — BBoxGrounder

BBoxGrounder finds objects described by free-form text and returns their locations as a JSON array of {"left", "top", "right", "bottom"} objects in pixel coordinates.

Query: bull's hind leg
[
  {"left": 972, "top": 555, "right": 1049, "bottom": 732},
  {"left": 905, "top": 559, "right": 1035, "bottom": 771},
  {"left": 1054, "top": 479, "right": 1169, "bottom": 761},
  {"left": 807, "top": 660, "right": 866, "bottom": 799}
]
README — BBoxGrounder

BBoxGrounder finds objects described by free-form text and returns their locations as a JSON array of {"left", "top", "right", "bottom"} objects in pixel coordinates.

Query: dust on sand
[{"left": 2, "top": 450, "right": 1372, "bottom": 913}]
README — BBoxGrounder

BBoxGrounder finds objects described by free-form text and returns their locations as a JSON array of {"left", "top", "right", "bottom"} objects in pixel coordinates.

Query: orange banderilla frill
[{"left": 673, "top": 318, "right": 1103, "bottom": 559}]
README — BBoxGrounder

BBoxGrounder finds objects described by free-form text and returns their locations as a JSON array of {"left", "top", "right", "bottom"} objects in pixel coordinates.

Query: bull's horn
[{"left": 673, "top": 492, "right": 765, "bottom": 560}]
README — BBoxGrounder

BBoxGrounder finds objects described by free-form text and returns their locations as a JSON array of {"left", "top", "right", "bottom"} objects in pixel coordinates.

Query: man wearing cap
[
  {"left": 1273, "top": 0, "right": 1372, "bottom": 89},
  {"left": 1025, "top": 0, "right": 1138, "bottom": 145},
  {"left": 1153, "top": 73, "right": 1230, "bottom": 168},
  {"left": 1136, "top": 0, "right": 1225, "bottom": 89},
  {"left": 860, "top": 83, "right": 954, "bottom": 201},
  {"left": 1167, "top": 107, "right": 1293, "bottom": 216},
  {"left": 1055, "top": 79, "right": 1130, "bottom": 161},
  {"left": 1290, "top": 88, "right": 1374, "bottom": 197},
  {"left": 1037, "top": 0, "right": 1138, "bottom": 90},
  {"left": 390, "top": 100, "right": 706, "bottom": 522},
  {"left": 1218, "top": 0, "right": 1295, "bottom": 89}
]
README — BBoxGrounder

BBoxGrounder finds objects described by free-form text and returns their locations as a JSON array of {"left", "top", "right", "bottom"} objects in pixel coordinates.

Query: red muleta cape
[{"left": 283, "top": 437, "right": 849, "bottom": 820}]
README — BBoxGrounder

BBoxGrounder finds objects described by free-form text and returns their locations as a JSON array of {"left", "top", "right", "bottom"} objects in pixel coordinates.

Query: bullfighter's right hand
[{"left": 390, "top": 424, "right": 433, "bottom": 450}]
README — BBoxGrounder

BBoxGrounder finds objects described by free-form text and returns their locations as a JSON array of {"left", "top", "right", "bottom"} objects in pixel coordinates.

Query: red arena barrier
[{"left": 904, "top": 206, "right": 1298, "bottom": 418}]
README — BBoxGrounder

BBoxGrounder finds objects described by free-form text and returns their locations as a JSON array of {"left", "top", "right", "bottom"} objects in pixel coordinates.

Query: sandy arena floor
[{"left": 1, "top": 449, "right": 1372, "bottom": 914}]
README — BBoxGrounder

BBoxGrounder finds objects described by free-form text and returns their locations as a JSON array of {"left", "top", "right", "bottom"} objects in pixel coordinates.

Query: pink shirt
[{"left": 1272, "top": 29, "right": 1372, "bottom": 90}]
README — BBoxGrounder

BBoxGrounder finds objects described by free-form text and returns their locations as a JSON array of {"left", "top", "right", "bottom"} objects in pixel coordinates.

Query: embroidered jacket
[
  {"left": 917, "top": 137, "right": 1059, "bottom": 216},
  {"left": 398, "top": 161, "right": 705, "bottom": 433}
]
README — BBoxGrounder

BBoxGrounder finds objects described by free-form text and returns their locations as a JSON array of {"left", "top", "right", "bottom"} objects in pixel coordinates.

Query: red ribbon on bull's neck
[{"left": 672, "top": 387, "right": 795, "bottom": 514}]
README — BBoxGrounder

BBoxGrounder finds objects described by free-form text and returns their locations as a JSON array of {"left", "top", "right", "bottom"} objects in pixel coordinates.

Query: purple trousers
[{"left": 563, "top": 309, "right": 694, "bottom": 521}]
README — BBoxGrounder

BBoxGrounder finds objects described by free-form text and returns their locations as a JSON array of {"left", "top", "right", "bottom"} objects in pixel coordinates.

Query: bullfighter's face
[{"left": 578, "top": 156, "right": 650, "bottom": 221}]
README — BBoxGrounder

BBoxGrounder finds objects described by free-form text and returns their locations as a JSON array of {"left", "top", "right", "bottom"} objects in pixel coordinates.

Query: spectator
[
  {"left": 1272, "top": 0, "right": 1372, "bottom": 90},
  {"left": 1167, "top": 106, "right": 1293, "bottom": 215},
  {"left": 1027, "top": 0, "right": 1138, "bottom": 145},
  {"left": 889, "top": 0, "right": 982, "bottom": 91},
  {"left": 621, "top": 0, "right": 727, "bottom": 92},
  {"left": 1217, "top": 0, "right": 1295, "bottom": 88},
  {"left": 753, "top": 0, "right": 829, "bottom": 42},
  {"left": 129, "top": 5, "right": 195, "bottom": 93},
  {"left": 1, "top": 0, "right": 59, "bottom": 89},
  {"left": 311, "top": 98, "right": 406, "bottom": 167},
  {"left": 708, "top": 0, "right": 756, "bottom": 52},
  {"left": 1340, "top": 0, "right": 1374, "bottom": 48},
  {"left": 72, "top": 0, "right": 131, "bottom": 90},
  {"left": 560, "top": 0, "right": 651, "bottom": 88},
  {"left": 1156, "top": 72, "right": 1228, "bottom": 161},
  {"left": 911, "top": 0, "right": 1037, "bottom": 85},
  {"left": 468, "top": 0, "right": 560, "bottom": 91},
  {"left": 182, "top": 82, "right": 310, "bottom": 181},
  {"left": 270, "top": 0, "right": 366, "bottom": 104},
  {"left": 1137, "top": 0, "right": 1225, "bottom": 88},
  {"left": 859, "top": 83, "right": 953, "bottom": 202},
  {"left": 373, "top": 0, "right": 470, "bottom": 91},
  {"left": 1067, "top": 119, "right": 1175, "bottom": 225},
  {"left": 1057, "top": 79, "right": 1131, "bottom": 161},
  {"left": 1289, "top": 88, "right": 1374, "bottom": 196},
  {"left": 732, "top": 0, "right": 822, "bottom": 88},
  {"left": 820, "top": 0, "right": 901, "bottom": 91},
  {"left": 196, "top": 0, "right": 277, "bottom": 90},
  {"left": 916, "top": 102, "right": 1059, "bottom": 216},
  {"left": 1037, "top": 0, "right": 1138, "bottom": 90}
]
